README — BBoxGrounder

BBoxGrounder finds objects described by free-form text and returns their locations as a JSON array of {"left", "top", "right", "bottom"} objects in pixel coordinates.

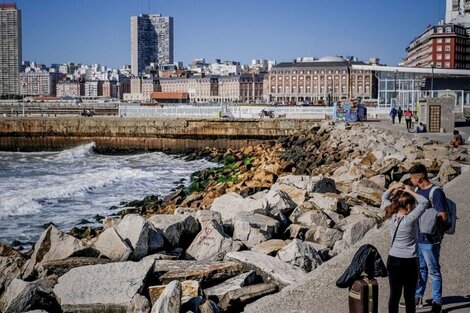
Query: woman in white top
[{"left": 381, "top": 183, "right": 429, "bottom": 313}]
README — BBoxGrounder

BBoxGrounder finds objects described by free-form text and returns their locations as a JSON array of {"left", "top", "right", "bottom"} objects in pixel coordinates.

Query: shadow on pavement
[{"left": 441, "top": 295, "right": 470, "bottom": 313}]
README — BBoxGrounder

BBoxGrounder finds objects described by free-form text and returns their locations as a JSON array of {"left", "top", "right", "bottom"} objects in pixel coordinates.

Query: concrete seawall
[{"left": 0, "top": 117, "right": 316, "bottom": 152}]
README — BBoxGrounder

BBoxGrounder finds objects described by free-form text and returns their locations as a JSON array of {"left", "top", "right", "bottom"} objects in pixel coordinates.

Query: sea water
[{"left": 0, "top": 142, "right": 217, "bottom": 249}]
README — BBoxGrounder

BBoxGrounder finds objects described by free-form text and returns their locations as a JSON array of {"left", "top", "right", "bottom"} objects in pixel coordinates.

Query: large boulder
[
  {"left": 115, "top": 214, "right": 164, "bottom": 261},
  {"left": 262, "top": 189, "right": 297, "bottom": 215},
  {"left": 353, "top": 179, "right": 385, "bottom": 206},
  {"left": 232, "top": 213, "right": 280, "bottom": 248},
  {"left": 218, "top": 283, "right": 278, "bottom": 311},
  {"left": 0, "top": 278, "right": 60, "bottom": 313},
  {"left": 149, "top": 280, "right": 198, "bottom": 305},
  {"left": 21, "top": 224, "right": 98, "bottom": 280},
  {"left": 309, "top": 192, "right": 349, "bottom": 215},
  {"left": 0, "top": 244, "right": 26, "bottom": 294},
  {"left": 37, "top": 257, "right": 111, "bottom": 278},
  {"left": 311, "top": 177, "right": 338, "bottom": 194},
  {"left": 305, "top": 226, "right": 343, "bottom": 248},
  {"left": 224, "top": 251, "right": 308, "bottom": 288},
  {"left": 147, "top": 214, "right": 199, "bottom": 248},
  {"left": 341, "top": 217, "right": 377, "bottom": 246},
  {"left": 186, "top": 220, "right": 244, "bottom": 261},
  {"left": 270, "top": 183, "right": 307, "bottom": 206},
  {"left": 150, "top": 280, "right": 181, "bottom": 313},
  {"left": 92, "top": 227, "right": 132, "bottom": 262},
  {"left": 275, "top": 175, "right": 320, "bottom": 191},
  {"left": 53, "top": 257, "right": 155, "bottom": 313},
  {"left": 153, "top": 260, "right": 243, "bottom": 286},
  {"left": 276, "top": 239, "right": 323, "bottom": 272},
  {"left": 174, "top": 208, "right": 223, "bottom": 227},
  {"left": 209, "top": 192, "right": 268, "bottom": 223},
  {"left": 204, "top": 271, "right": 257, "bottom": 302},
  {"left": 251, "top": 239, "right": 288, "bottom": 256},
  {"left": 127, "top": 294, "right": 151, "bottom": 313}
]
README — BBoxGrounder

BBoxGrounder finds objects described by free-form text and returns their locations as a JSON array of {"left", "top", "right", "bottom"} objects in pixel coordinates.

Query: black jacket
[{"left": 336, "top": 244, "right": 387, "bottom": 289}]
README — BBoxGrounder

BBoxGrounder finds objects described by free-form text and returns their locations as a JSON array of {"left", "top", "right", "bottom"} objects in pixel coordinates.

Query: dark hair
[
  {"left": 409, "top": 163, "right": 428, "bottom": 179},
  {"left": 453, "top": 130, "right": 459, "bottom": 135},
  {"left": 384, "top": 191, "right": 416, "bottom": 220}
]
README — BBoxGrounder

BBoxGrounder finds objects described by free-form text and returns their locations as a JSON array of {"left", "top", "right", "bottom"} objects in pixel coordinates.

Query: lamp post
[
  {"left": 22, "top": 82, "right": 27, "bottom": 117},
  {"left": 430, "top": 62, "right": 435, "bottom": 98}
]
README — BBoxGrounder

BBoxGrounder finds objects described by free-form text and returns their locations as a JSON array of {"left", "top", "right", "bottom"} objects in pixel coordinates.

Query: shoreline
[{"left": 1, "top": 120, "right": 469, "bottom": 312}]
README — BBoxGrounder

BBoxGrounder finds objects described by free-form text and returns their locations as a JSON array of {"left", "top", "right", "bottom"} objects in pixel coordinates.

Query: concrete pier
[{"left": 0, "top": 117, "right": 316, "bottom": 152}]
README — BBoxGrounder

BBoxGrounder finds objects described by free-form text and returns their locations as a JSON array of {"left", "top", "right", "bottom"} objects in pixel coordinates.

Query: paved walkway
[{"left": 244, "top": 121, "right": 470, "bottom": 313}]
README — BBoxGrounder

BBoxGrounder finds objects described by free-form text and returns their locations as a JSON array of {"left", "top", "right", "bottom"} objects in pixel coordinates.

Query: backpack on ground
[{"left": 430, "top": 186, "right": 457, "bottom": 235}]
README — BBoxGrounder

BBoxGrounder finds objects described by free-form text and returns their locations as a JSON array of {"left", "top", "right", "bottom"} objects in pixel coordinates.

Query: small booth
[{"left": 417, "top": 97, "right": 454, "bottom": 132}]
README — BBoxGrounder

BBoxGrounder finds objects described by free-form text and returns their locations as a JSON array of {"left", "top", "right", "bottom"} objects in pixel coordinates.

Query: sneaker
[
  {"left": 430, "top": 302, "right": 442, "bottom": 313},
  {"left": 399, "top": 298, "right": 423, "bottom": 309}
]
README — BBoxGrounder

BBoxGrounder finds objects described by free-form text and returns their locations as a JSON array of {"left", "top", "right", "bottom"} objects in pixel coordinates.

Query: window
[
  {"left": 445, "top": 53, "right": 451, "bottom": 60},
  {"left": 437, "top": 38, "right": 443, "bottom": 43},
  {"left": 445, "top": 38, "right": 451, "bottom": 43},
  {"left": 437, "top": 46, "right": 442, "bottom": 52},
  {"left": 445, "top": 45, "right": 451, "bottom": 51},
  {"left": 437, "top": 27, "right": 443, "bottom": 33},
  {"left": 437, "top": 54, "right": 442, "bottom": 60},
  {"left": 445, "top": 27, "right": 452, "bottom": 33}
]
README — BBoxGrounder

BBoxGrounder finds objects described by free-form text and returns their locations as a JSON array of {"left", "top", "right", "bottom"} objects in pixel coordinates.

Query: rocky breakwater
[{"left": 1, "top": 121, "right": 468, "bottom": 313}]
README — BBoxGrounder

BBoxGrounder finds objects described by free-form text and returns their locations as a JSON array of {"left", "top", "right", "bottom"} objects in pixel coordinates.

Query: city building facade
[
  {"left": 403, "top": 23, "right": 470, "bottom": 69},
  {"left": 0, "top": 4, "right": 21, "bottom": 96},
  {"left": 131, "top": 14, "right": 174, "bottom": 76},
  {"left": 267, "top": 56, "right": 376, "bottom": 104},
  {"left": 20, "top": 72, "right": 63, "bottom": 96},
  {"left": 56, "top": 80, "right": 84, "bottom": 98}
]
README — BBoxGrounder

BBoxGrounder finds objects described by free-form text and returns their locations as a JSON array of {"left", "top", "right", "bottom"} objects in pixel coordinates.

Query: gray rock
[
  {"left": 275, "top": 175, "right": 321, "bottom": 191},
  {"left": 21, "top": 224, "right": 98, "bottom": 280},
  {"left": 276, "top": 239, "right": 323, "bottom": 272},
  {"left": 270, "top": 183, "right": 307, "bottom": 206},
  {"left": 0, "top": 244, "right": 26, "bottom": 295},
  {"left": 232, "top": 213, "right": 280, "bottom": 248},
  {"left": 305, "top": 226, "right": 343, "bottom": 248},
  {"left": 149, "top": 280, "right": 199, "bottom": 305},
  {"left": 115, "top": 214, "right": 164, "bottom": 261},
  {"left": 53, "top": 257, "right": 155, "bottom": 312},
  {"left": 204, "top": 271, "right": 257, "bottom": 301},
  {"left": 309, "top": 192, "right": 349, "bottom": 216},
  {"left": 341, "top": 217, "right": 377, "bottom": 246},
  {"left": 263, "top": 189, "right": 297, "bottom": 215},
  {"left": 293, "top": 209, "right": 333, "bottom": 229},
  {"left": 0, "top": 278, "right": 60, "bottom": 313},
  {"left": 218, "top": 283, "right": 278, "bottom": 311},
  {"left": 102, "top": 216, "right": 121, "bottom": 230},
  {"left": 147, "top": 214, "right": 199, "bottom": 248},
  {"left": 224, "top": 251, "right": 308, "bottom": 288},
  {"left": 437, "top": 159, "right": 461, "bottom": 185},
  {"left": 198, "top": 299, "right": 220, "bottom": 313},
  {"left": 353, "top": 179, "right": 385, "bottom": 206},
  {"left": 312, "top": 177, "right": 338, "bottom": 193},
  {"left": 92, "top": 227, "right": 132, "bottom": 262},
  {"left": 151, "top": 280, "right": 181, "bottom": 313},
  {"left": 37, "top": 257, "right": 111, "bottom": 278},
  {"left": 186, "top": 220, "right": 244, "bottom": 261},
  {"left": 195, "top": 210, "right": 223, "bottom": 226},
  {"left": 284, "top": 224, "right": 308, "bottom": 240},
  {"left": 209, "top": 192, "right": 269, "bottom": 223},
  {"left": 251, "top": 239, "right": 288, "bottom": 256},
  {"left": 127, "top": 294, "right": 151, "bottom": 313},
  {"left": 153, "top": 260, "right": 243, "bottom": 285}
]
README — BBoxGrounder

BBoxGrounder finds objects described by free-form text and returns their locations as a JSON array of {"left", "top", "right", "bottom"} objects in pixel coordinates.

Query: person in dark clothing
[
  {"left": 450, "top": 129, "right": 463, "bottom": 148},
  {"left": 404, "top": 108, "right": 413, "bottom": 130},
  {"left": 390, "top": 106, "right": 397, "bottom": 124},
  {"left": 397, "top": 107, "right": 403, "bottom": 124},
  {"left": 381, "top": 182, "right": 429, "bottom": 313}
]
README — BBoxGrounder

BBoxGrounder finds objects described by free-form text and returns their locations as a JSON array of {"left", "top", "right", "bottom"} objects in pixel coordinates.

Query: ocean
[{"left": 0, "top": 142, "right": 217, "bottom": 250}]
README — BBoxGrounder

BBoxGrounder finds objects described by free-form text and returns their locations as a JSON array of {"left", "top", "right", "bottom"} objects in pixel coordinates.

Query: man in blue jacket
[{"left": 408, "top": 164, "right": 446, "bottom": 313}]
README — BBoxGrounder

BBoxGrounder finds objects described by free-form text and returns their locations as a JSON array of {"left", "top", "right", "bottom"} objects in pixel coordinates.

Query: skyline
[{"left": 15, "top": 0, "right": 446, "bottom": 68}]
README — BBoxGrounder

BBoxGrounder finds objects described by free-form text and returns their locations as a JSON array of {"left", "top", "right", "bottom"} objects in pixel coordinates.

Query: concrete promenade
[{"left": 245, "top": 120, "right": 470, "bottom": 313}]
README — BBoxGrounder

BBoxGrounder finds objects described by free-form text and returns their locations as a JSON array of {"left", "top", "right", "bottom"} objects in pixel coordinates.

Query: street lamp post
[{"left": 430, "top": 63, "right": 435, "bottom": 98}]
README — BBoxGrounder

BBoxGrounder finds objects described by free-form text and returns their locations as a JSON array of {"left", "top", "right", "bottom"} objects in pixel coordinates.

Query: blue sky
[{"left": 15, "top": 0, "right": 445, "bottom": 68}]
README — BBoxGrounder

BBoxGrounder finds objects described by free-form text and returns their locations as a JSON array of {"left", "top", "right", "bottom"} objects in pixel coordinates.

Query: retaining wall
[{"left": 0, "top": 117, "right": 315, "bottom": 152}]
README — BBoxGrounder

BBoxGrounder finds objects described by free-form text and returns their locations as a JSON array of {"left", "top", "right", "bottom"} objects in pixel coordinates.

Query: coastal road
[{"left": 244, "top": 121, "right": 470, "bottom": 313}]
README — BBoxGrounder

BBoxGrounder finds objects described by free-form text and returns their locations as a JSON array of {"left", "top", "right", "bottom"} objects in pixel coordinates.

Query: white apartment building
[
  {"left": 209, "top": 60, "right": 242, "bottom": 76},
  {"left": 84, "top": 81, "right": 103, "bottom": 97}
]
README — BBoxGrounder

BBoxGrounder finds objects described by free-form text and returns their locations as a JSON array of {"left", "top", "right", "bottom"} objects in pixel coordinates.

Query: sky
[{"left": 13, "top": 0, "right": 446, "bottom": 68}]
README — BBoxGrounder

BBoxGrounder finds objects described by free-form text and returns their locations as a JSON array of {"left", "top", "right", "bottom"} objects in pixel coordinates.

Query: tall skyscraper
[
  {"left": 0, "top": 4, "right": 22, "bottom": 96},
  {"left": 131, "top": 13, "right": 174, "bottom": 76}
]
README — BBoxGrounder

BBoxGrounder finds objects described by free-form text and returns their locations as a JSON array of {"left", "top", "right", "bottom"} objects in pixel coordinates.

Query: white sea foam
[
  {"left": 56, "top": 142, "right": 96, "bottom": 160},
  {"left": 0, "top": 167, "right": 153, "bottom": 218}
]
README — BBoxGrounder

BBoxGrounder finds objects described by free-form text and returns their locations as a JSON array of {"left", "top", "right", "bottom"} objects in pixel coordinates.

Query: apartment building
[
  {"left": 131, "top": 14, "right": 174, "bottom": 76},
  {"left": 20, "top": 72, "right": 63, "bottom": 96},
  {"left": 56, "top": 80, "right": 84, "bottom": 98},
  {"left": 404, "top": 23, "right": 470, "bottom": 69},
  {"left": 0, "top": 4, "right": 21, "bottom": 96}
]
